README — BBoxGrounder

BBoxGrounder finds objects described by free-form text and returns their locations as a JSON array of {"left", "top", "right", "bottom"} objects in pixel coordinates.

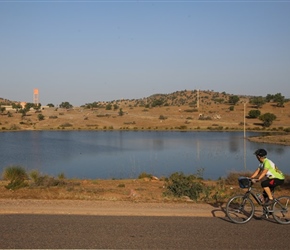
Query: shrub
[
  {"left": 165, "top": 172, "right": 210, "bottom": 202},
  {"left": 31, "top": 175, "right": 66, "bottom": 187},
  {"left": 159, "top": 115, "right": 167, "bottom": 120},
  {"left": 29, "top": 170, "right": 40, "bottom": 182},
  {"left": 2, "top": 165, "right": 28, "bottom": 190},
  {"left": 211, "top": 178, "right": 232, "bottom": 204},
  {"left": 259, "top": 112, "right": 277, "bottom": 127},
  {"left": 184, "top": 109, "right": 198, "bottom": 112},
  {"left": 29, "top": 170, "right": 67, "bottom": 188},
  {"left": 138, "top": 172, "right": 153, "bottom": 179},
  {"left": 60, "top": 122, "right": 73, "bottom": 128},
  {"left": 225, "top": 171, "right": 252, "bottom": 185},
  {"left": 248, "top": 109, "right": 261, "bottom": 118},
  {"left": 118, "top": 108, "right": 124, "bottom": 116},
  {"left": 37, "top": 114, "right": 45, "bottom": 121},
  {"left": 198, "top": 115, "right": 212, "bottom": 120},
  {"left": 10, "top": 124, "right": 20, "bottom": 130},
  {"left": 58, "top": 172, "right": 66, "bottom": 180},
  {"left": 105, "top": 104, "right": 112, "bottom": 110}
]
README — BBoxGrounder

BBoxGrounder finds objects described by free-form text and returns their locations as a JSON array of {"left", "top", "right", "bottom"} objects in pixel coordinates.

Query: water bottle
[{"left": 257, "top": 193, "right": 264, "bottom": 203}]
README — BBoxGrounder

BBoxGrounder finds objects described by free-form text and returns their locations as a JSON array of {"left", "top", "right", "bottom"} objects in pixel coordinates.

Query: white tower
[{"left": 33, "top": 88, "right": 39, "bottom": 105}]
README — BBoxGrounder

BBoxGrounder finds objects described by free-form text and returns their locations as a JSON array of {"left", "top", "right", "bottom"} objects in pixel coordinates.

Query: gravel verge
[{"left": 0, "top": 199, "right": 221, "bottom": 217}]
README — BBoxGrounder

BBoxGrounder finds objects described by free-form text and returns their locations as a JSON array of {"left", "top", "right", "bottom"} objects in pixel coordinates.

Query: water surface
[{"left": 0, "top": 131, "right": 289, "bottom": 180}]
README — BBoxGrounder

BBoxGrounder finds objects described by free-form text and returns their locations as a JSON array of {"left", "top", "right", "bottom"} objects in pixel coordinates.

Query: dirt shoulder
[
  {"left": 0, "top": 179, "right": 224, "bottom": 217},
  {"left": 0, "top": 199, "right": 220, "bottom": 217}
]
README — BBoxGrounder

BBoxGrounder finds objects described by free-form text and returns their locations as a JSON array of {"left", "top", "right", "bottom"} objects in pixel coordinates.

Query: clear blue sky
[{"left": 1, "top": 0, "right": 289, "bottom": 106}]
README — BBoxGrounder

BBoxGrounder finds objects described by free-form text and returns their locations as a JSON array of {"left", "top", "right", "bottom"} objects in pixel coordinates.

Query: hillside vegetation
[{"left": 1, "top": 90, "right": 290, "bottom": 144}]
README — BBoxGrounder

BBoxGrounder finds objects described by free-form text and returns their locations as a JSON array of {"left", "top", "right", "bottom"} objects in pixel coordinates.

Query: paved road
[{"left": 0, "top": 214, "right": 289, "bottom": 249}]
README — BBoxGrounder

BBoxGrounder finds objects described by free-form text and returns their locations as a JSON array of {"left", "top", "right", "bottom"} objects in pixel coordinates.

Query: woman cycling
[{"left": 250, "top": 148, "right": 285, "bottom": 206}]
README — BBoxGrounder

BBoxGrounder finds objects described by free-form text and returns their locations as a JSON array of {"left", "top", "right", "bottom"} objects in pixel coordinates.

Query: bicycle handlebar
[{"left": 251, "top": 178, "right": 259, "bottom": 184}]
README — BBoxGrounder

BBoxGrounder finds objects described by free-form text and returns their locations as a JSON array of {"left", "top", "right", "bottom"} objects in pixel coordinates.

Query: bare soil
[
  {"left": 0, "top": 179, "right": 221, "bottom": 216},
  {"left": 0, "top": 199, "right": 218, "bottom": 217}
]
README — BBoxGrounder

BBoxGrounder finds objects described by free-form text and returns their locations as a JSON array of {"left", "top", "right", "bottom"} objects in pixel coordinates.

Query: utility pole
[
  {"left": 243, "top": 102, "right": 247, "bottom": 170},
  {"left": 243, "top": 102, "right": 246, "bottom": 138},
  {"left": 197, "top": 89, "right": 199, "bottom": 109}
]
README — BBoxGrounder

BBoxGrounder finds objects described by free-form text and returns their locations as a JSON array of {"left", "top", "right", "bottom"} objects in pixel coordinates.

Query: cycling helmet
[{"left": 254, "top": 148, "right": 267, "bottom": 157}]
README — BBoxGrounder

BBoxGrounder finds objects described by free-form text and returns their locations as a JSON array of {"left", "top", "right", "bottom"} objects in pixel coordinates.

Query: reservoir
[{"left": 0, "top": 131, "right": 289, "bottom": 180}]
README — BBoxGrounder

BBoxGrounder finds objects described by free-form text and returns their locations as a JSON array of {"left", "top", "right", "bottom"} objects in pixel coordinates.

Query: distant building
[{"left": 20, "top": 102, "right": 26, "bottom": 108}]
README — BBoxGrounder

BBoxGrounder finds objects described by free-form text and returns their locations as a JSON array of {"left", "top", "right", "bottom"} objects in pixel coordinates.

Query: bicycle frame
[{"left": 242, "top": 186, "right": 267, "bottom": 207}]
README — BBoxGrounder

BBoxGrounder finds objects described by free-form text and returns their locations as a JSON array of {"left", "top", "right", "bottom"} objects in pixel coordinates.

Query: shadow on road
[{"left": 208, "top": 203, "right": 279, "bottom": 224}]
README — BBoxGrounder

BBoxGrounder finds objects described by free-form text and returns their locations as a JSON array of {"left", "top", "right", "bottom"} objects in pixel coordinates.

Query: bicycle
[{"left": 226, "top": 177, "right": 290, "bottom": 224}]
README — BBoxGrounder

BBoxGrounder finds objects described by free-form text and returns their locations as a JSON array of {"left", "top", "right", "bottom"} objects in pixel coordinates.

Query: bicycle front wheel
[
  {"left": 272, "top": 196, "right": 290, "bottom": 225},
  {"left": 226, "top": 195, "right": 255, "bottom": 224}
]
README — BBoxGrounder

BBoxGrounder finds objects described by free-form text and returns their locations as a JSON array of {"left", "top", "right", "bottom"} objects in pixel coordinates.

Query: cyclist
[{"left": 250, "top": 148, "right": 285, "bottom": 206}]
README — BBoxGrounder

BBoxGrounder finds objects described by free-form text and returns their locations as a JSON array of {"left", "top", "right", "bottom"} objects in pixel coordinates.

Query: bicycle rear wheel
[
  {"left": 272, "top": 196, "right": 290, "bottom": 225},
  {"left": 226, "top": 195, "right": 255, "bottom": 224}
]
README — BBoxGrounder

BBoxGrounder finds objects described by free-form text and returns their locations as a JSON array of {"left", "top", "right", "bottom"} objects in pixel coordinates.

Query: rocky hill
[{"left": 1, "top": 90, "right": 289, "bottom": 136}]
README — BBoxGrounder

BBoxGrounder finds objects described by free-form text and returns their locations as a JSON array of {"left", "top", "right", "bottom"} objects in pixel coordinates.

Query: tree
[
  {"left": 151, "top": 99, "right": 164, "bottom": 107},
  {"left": 0, "top": 106, "right": 5, "bottom": 114},
  {"left": 59, "top": 102, "right": 73, "bottom": 109},
  {"left": 12, "top": 103, "right": 22, "bottom": 111},
  {"left": 105, "top": 104, "right": 112, "bottom": 110},
  {"left": 273, "top": 93, "right": 285, "bottom": 107},
  {"left": 24, "top": 102, "right": 35, "bottom": 111},
  {"left": 228, "top": 95, "right": 240, "bottom": 105},
  {"left": 250, "top": 96, "right": 266, "bottom": 108},
  {"left": 248, "top": 110, "right": 261, "bottom": 118},
  {"left": 118, "top": 108, "right": 124, "bottom": 116},
  {"left": 34, "top": 103, "right": 42, "bottom": 111},
  {"left": 37, "top": 114, "right": 45, "bottom": 121},
  {"left": 84, "top": 102, "right": 99, "bottom": 109},
  {"left": 259, "top": 113, "right": 277, "bottom": 127},
  {"left": 265, "top": 94, "right": 274, "bottom": 102},
  {"left": 19, "top": 108, "right": 27, "bottom": 117},
  {"left": 47, "top": 103, "right": 55, "bottom": 107}
]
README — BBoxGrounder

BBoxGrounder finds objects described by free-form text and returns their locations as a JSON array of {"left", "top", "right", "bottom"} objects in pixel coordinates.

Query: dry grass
[
  {"left": 0, "top": 178, "right": 168, "bottom": 202},
  {"left": 1, "top": 177, "right": 290, "bottom": 204}
]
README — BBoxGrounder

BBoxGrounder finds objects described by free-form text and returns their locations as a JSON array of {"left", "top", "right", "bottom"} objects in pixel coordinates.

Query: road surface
[
  {"left": 1, "top": 212, "right": 290, "bottom": 249},
  {"left": 1, "top": 199, "right": 290, "bottom": 249}
]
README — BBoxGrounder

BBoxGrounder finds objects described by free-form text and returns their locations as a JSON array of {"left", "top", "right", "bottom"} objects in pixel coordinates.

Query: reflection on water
[{"left": 0, "top": 131, "right": 289, "bottom": 180}]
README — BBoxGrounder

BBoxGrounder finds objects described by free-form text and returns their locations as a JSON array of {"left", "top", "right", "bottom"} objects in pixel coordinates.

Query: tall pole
[
  {"left": 197, "top": 89, "right": 199, "bottom": 109},
  {"left": 243, "top": 102, "right": 246, "bottom": 138},
  {"left": 243, "top": 102, "right": 247, "bottom": 170}
]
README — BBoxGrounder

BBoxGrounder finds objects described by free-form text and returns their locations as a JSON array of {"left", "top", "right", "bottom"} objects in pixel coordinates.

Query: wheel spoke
[
  {"left": 272, "top": 196, "right": 290, "bottom": 224},
  {"left": 226, "top": 195, "right": 254, "bottom": 224}
]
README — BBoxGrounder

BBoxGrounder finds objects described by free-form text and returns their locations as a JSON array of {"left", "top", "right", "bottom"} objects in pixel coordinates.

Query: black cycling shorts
[{"left": 261, "top": 178, "right": 284, "bottom": 189}]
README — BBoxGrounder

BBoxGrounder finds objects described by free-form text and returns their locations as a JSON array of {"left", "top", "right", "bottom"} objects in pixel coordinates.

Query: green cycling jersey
[{"left": 259, "top": 158, "right": 285, "bottom": 180}]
